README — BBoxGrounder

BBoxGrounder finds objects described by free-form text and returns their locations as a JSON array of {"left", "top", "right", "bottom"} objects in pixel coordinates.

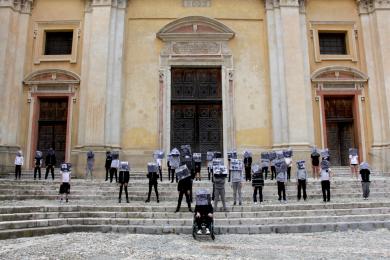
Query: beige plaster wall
[{"left": 123, "top": 0, "right": 270, "bottom": 152}]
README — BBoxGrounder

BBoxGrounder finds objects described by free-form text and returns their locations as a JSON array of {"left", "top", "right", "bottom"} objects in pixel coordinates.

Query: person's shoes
[
  {"left": 174, "top": 209, "right": 179, "bottom": 213},
  {"left": 197, "top": 230, "right": 202, "bottom": 235},
  {"left": 239, "top": 202, "right": 242, "bottom": 206},
  {"left": 233, "top": 202, "right": 236, "bottom": 206},
  {"left": 66, "top": 198, "right": 68, "bottom": 203},
  {"left": 188, "top": 208, "right": 193, "bottom": 213},
  {"left": 118, "top": 198, "right": 121, "bottom": 203},
  {"left": 34, "top": 178, "right": 36, "bottom": 180},
  {"left": 145, "top": 199, "right": 150, "bottom": 203},
  {"left": 157, "top": 199, "right": 160, "bottom": 203},
  {"left": 254, "top": 202, "right": 258, "bottom": 205},
  {"left": 126, "top": 199, "right": 129, "bottom": 203},
  {"left": 205, "top": 228, "right": 210, "bottom": 235},
  {"left": 283, "top": 200, "right": 287, "bottom": 204}
]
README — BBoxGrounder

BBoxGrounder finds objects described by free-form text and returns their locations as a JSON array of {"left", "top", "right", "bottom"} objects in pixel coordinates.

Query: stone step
[
  {"left": 2, "top": 213, "right": 390, "bottom": 231},
  {"left": 2, "top": 201, "right": 390, "bottom": 214},
  {"left": 1, "top": 191, "right": 389, "bottom": 201},
  {"left": 0, "top": 220, "right": 389, "bottom": 240},
  {"left": 1, "top": 206, "right": 390, "bottom": 222}
]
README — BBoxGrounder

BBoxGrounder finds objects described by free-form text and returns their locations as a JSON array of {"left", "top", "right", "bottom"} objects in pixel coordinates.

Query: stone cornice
[
  {"left": 0, "top": 0, "right": 33, "bottom": 14},
  {"left": 357, "top": 0, "right": 390, "bottom": 14},
  {"left": 266, "top": 0, "right": 306, "bottom": 13}
]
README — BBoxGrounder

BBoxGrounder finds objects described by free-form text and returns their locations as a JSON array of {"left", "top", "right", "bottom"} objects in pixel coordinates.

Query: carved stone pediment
[
  {"left": 24, "top": 69, "right": 80, "bottom": 85},
  {"left": 157, "top": 16, "right": 235, "bottom": 41},
  {"left": 311, "top": 66, "right": 368, "bottom": 83}
]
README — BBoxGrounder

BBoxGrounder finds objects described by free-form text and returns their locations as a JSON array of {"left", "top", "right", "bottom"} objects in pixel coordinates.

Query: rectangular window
[
  {"left": 44, "top": 31, "right": 73, "bottom": 55},
  {"left": 319, "top": 32, "right": 347, "bottom": 55}
]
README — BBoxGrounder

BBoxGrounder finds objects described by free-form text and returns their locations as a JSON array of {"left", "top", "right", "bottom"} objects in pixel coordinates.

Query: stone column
[
  {"left": 265, "top": 0, "right": 314, "bottom": 151},
  {"left": 0, "top": 0, "right": 32, "bottom": 172},
  {"left": 75, "top": 0, "right": 127, "bottom": 178},
  {"left": 358, "top": 0, "right": 390, "bottom": 172}
]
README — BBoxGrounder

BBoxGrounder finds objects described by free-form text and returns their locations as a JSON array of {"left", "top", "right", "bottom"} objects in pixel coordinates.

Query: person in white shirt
[
  {"left": 14, "top": 150, "right": 24, "bottom": 180},
  {"left": 349, "top": 149, "right": 359, "bottom": 180},
  {"left": 59, "top": 163, "right": 71, "bottom": 203}
]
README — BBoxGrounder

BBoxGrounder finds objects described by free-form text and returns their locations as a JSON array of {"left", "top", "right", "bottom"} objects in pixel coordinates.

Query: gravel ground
[{"left": 0, "top": 230, "right": 389, "bottom": 260}]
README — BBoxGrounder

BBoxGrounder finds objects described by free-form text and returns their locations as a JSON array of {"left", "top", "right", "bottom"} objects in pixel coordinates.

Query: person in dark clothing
[
  {"left": 243, "top": 151, "right": 252, "bottom": 182},
  {"left": 34, "top": 151, "right": 43, "bottom": 180},
  {"left": 110, "top": 152, "right": 120, "bottom": 183},
  {"left": 145, "top": 162, "right": 159, "bottom": 203},
  {"left": 118, "top": 161, "right": 130, "bottom": 203},
  {"left": 167, "top": 157, "right": 172, "bottom": 181},
  {"left": 105, "top": 151, "right": 112, "bottom": 181},
  {"left": 175, "top": 165, "right": 192, "bottom": 213},
  {"left": 45, "top": 148, "right": 56, "bottom": 180},
  {"left": 252, "top": 164, "right": 264, "bottom": 204},
  {"left": 311, "top": 148, "right": 320, "bottom": 179},
  {"left": 296, "top": 160, "right": 308, "bottom": 201},
  {"left": 359, "top": 162, "right": 371, "bottom": 200},
  {"left": 269, "top": 151, "right": 277, "bottom": 180}
]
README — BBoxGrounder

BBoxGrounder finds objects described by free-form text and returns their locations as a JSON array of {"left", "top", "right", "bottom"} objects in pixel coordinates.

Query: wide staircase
[{"left": 0, "top": 167, "right": 389, "bottom": 240}]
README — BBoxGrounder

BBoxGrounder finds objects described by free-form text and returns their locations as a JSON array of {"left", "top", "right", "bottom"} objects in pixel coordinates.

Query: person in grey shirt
[
  {"left": 86, "top": 150, "right": 94, "bottom": 180},
  {"left": 296, "top": 160, "right": 308, "bottom": 201},
  {"left": 213, "top": 165, "right": 227, "bottom": 211},
  {"left": 230, "top": 159, "right": 244, "bottom": 206}
]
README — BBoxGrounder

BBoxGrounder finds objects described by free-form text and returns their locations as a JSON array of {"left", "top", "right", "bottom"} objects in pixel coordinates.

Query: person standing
[
  {"left": 85, "top": 150, "right": 94, "bottom": 180},
  {"left": 175, "top": 165, "right": 192, "bottom": 213},
  {"left": 213, "top": 165, "right": 227, "bottom": 211},
  {"left": 252, "top": 164, "right": 264, "bottom": 205},
  {"left": 145, "top": 162, "right": 159, "bottom": 203},
  {"left": 296, "top": 160, "right": 308, "bottom": 201},
  {"left": 269, "top": 151, "right": 277, "bottom": 180},
  {"left": 359, "top": 162, "right": 371, "bottom": 200},
  {"left": 167, "top": 153, "right": 172, "bottom": 182},
  {"left": 283, "top": 149, "right": 293, "bottom": 181},
  {"left": 14, "top": 151, "right": 24, "bottom": 180},
  {"left": 110, "top": 151, "right": 120, "bottom": 183},
  {"left": 59, "top": 163, "right": 71, "bottom": 203},
  {"left": 275, "top": 153, "right": 288, "bottom": 203},
  {"left": 243, "top": 151, "right": 252, "bottom": 182},
  {"left": 320, "top": 159, "right": 332, "bottom": 202},
  {"left": 349, "top": 148, "right": 359, "bottom": 180},
  {"left": 45, "top": 148, "right": 56, "bottom": 180},
  {"left": 193, "top": 153, "right": 202, "bottom": 181},
  {"left": 311, "top": 148, "right": 320, "bottom": 179},
  {"left": 260, "top": 152, "right": 270, "bottom": 180},
  {"left": 104, "top": 151, "right": 112, "bottom": 181},
  {"left": 169, "top": 148, "right": 180, "bottom": 183},
  {"left": 230, "top": 159, "right": 244, "bottom": 206},
  {"left": 33, "top": 150, "right": 43, "bottom": 180},
  {"left": 118, "top": 161, "right": 130, "bottom": 203}
]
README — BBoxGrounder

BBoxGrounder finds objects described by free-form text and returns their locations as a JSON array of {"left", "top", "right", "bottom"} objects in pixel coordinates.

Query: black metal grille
[
  {"left": 319, "top": 32, "right": 347, "bottom": 55},
  {"left": 44, "top": 31, "right": 73, "bottom": 55}
]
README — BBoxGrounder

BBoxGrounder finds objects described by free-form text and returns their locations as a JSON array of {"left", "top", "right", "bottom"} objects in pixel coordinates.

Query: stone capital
[
  {"left": 85, "top": 0, "right": 128, "bottom": 12},
  {"left": 266, "top": 0, "right": 306, "bottom": 12},
  {"left": 357, "top": 0, "right": 390, "bottom": 14},
  {"left": 0, "top": 0, "right": 33, "bottom": 14}
]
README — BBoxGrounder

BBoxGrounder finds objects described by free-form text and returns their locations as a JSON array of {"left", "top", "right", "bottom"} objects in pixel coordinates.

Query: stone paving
[{"left": 0, "top": 230, "right": 390, "bottom": 259}]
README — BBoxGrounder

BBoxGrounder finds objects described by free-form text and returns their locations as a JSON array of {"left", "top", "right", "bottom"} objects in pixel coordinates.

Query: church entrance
[
  {"left": 170, "top": 68, "right": 223, "bottom": 162},
  {"left": 324, "top": 96, "right": 357, "bottom": 166},
  {"left": 36, "top": 98, "right": 68, "bottom": 167}
]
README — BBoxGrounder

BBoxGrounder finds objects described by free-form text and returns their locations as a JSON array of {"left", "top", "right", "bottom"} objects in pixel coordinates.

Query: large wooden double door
[
  {"left": 37, "top": 98, "right": 68, "bottom": 167},
  {"left": 171, "top": 68, "right": 223, "bottom": 161},
  {"left": 325, "top": 97, "right": 357, "bottom": 166}
]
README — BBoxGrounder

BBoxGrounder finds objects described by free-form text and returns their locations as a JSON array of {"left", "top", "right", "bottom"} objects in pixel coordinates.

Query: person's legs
[
  {"left": 185, "top": 190, "right": 192, "bottom": 211},
  {"left": 114, "top": 169, "right": 118, "bottom": 183},
  {"left": 124, "top": 183, "right": 129, "bottom": 203},
  {"left": 45, "top": 167, "right": 49, "bottom": 179},
  {"left": 326, "top": 181, "right": 330, "bottom": 202},
  {"left": 271, "top": 166, "right": 276, "bottom": 180},
  {"left": 321, "top": 181, "right": 326, "bottom": 202},
  {"left": 220, "top": 188, "right": 227, "bottom": 210},
  {"left": 232, "top": 182, "right": 237, "bottom": 204},
  {"left": 282, "top": 182, "right": 286, "bottom": 201},
  {"left": 277, "top": 181, "right": 282, "bottom": 201},
  {"left": 297, "top": 180, "right": 302, "bottom": 200},
  {"left": 253, "top": 187, "right": 257, "bottom": 202},
  {"left": 154, "top": 182, "right": 159, "bottom": 201},
  {"left": 214, "top": 188, "right": 220, "bottom": 209},
  {"left": 287, "top": 167, "right": 291, "bottom": 181},
  {"left": 105, "top": 167, "right": 109, "bottom": 181},
  {"left": 302, "top": 180, "right": 307, "bottom": 200},
  {"left": 238, "top": 182, "right": 242, "bottom": 204},
  {"left": 146, "top": 182, "right": 152, "bottom": 202},
  {"left": 34, "top": 167, "right": 37, "bottom": 179},
  {"left": 38, "top": 167, "right": 41, "bottom": 179},
  {"left": 259, "top": 186, "right": 263, "bottom": 202},
  {"left": 50, "top": 166, "right": 54, "bottom": 180},
  {"left": 175, "top": 191, "right": 184, "bottom": 212},
  {"left": 118, "top": 184, "right": 123, "bottom": 203}
]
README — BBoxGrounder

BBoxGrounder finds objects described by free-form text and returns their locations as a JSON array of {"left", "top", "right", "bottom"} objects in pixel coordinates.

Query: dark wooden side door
[
  {"left": 171, "top": 68, "right": 223, "bottom": 162},
  {"left": 325, "top": 97, "right": 356, "bottom": 166},
  {"left": 37, "top": 98, "right": 68, "bottom": 167}
]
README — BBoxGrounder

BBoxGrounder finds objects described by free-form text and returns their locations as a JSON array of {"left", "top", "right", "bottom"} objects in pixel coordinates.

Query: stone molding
[
  {"left": 23, "top": 69, "right": 80, "bottom": 85},
  {"left": 85, "top": 0, "right": 127, "bottom": 12},
  {"left": 183, "top": 0, "right": 211, "bottom": 8},
  {"left": 0, "top": 0, "right": 33, "bottom": 14},
  {"left": 157, "top": 16, "right": 234, "bottom": 42},
  {"left": 266, "top": 0, "right": 306, "bottom": 13},
  {"left": 311, "top": 66, "right": 368, "bottom": 83},
  {"left": 357, "top": 0, "right": 390, "bottom": 14}
]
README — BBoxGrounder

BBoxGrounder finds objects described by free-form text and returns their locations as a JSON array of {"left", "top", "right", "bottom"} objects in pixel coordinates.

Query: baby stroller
[{"left": 192, "top": 189, "right": 215, "bottom": 240}]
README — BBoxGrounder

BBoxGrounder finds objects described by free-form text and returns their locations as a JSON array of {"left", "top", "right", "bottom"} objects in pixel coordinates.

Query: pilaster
[
  {"left": 0, "top": 0, "right": 32, "bottom": 172},
  {"left": 265, "top": 0, "right": 314, "bottom": 151},
  {"left": 358, "top": 0, "right": 390, "bottom": 172}
]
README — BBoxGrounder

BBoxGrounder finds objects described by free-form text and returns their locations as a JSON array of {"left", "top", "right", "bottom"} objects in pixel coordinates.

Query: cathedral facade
[{"left": 0, "top": 0, "right": 389, "bottom": 177}]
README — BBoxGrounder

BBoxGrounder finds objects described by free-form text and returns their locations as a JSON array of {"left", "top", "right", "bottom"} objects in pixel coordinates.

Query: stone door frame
[{"left": 157, "top": 16, "right": 235, "bottom": 160}]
